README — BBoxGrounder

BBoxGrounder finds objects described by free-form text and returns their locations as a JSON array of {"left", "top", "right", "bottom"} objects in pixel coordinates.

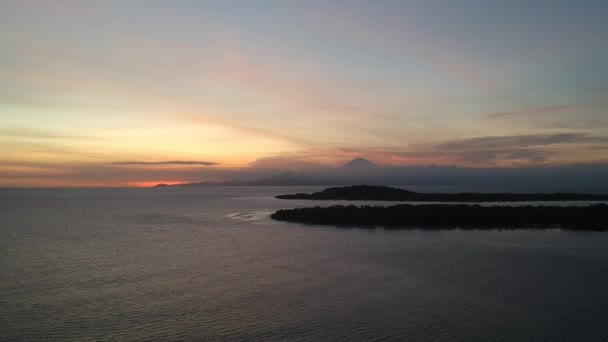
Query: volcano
[{"left": 341, "top": 158, "right": 379, "bottom": 172}]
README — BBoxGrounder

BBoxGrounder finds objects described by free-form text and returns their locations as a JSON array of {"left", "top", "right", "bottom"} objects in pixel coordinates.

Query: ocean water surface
[{"left": 1, "top": 186, "right": 608, "bottom": 341}]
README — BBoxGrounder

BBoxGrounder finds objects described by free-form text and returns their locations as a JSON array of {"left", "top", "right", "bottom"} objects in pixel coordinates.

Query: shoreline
[{"left": 276, "top": 185, "right": 608, "bottom": 202}]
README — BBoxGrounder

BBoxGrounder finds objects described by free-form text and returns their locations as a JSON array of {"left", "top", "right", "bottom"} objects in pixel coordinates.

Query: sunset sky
[{"left": 1, "top": 0, "right": 607, "bottom": 187}]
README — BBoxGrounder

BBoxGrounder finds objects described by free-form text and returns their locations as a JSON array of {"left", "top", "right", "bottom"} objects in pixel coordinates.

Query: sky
[{"left": 1, "top": 0, "right": 607, "bottom": 187}]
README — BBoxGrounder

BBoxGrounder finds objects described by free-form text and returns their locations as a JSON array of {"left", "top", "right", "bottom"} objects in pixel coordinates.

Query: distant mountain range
[
  {"left": 155, "top": 158, "right": 380, "bottom": 187},
  {"left": 154, "top": 158, "right": 608, "bottom": 192},
  {"left": 155, "top": 171, "right": 339, "bottom": 187}
]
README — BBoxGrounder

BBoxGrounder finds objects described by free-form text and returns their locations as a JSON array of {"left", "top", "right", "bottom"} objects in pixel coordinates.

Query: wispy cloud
[
  {"left": 486, "top": 104, "right": 575, "bottom": 119},
  {"left": 0, "top": 128, "right": 97, "bottom": 140},
  {"left": 398, "top": 133, "right": 608, "bottom": 166},
  {"left": 240, "top": 132, "right": 608, "bottom": 169},
  {"left": 111, "top": 160, "right": 218, "bottom": 166},
  {"left": 550, "top": 119, "right": 608, "bottom": 130},
  {"left": 436, "top": 133, "right": 605, "bottom": 150},
  {"left": 0, "top": 159, "right": 279, "bottom": 187}
]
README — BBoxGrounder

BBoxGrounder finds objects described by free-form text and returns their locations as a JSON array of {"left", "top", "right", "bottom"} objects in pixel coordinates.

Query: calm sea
[{"left": 1, "top": 187, "right": 608, "bottom": 341}]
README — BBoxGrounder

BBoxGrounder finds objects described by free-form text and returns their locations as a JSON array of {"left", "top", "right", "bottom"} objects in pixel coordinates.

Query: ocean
[{"left": 1, "top": 186, "right": 608, "bottom": 341}]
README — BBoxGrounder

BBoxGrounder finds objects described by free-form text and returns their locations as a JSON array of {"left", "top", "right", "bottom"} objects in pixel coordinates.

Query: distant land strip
[
  {"left": 276, "top": 185, "right": 608, "bottom": 202},
  {"left": 271, "top": 204, "right": 608, "bottom": 230}
]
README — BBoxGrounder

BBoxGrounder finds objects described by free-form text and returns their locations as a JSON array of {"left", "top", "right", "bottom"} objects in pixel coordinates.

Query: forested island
[
  {"left": 271, "top": 204, "right": 608, "bottom": 230},
  {"left": 276, "top": 185, "right": 608, "bottom": 202}
]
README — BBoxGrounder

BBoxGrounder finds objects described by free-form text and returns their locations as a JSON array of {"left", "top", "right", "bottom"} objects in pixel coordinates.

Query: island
[
  {"left": 276, "top": 185, "right": 608, "bottom": 202},
  {"left": 270, "top": 204, "right": 608, "bottom": 230}
]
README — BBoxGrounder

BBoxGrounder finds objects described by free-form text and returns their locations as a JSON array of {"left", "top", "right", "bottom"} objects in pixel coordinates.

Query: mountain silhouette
[
  {"left": 341, "top": 158, "right": 378, "bottom": 171},
  {"left": 152, "top": 161, "right": 608, "bottom": 190}
]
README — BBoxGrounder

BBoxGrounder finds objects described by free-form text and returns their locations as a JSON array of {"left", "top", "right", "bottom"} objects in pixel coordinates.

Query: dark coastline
[
  {"left": 276, "top": 185, "right": 608, "bottom": 202},
  {"left": 271, "top": 204, "right": 608, "bottom": 230}
]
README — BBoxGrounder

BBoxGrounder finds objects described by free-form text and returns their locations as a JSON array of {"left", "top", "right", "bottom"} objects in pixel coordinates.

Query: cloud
[
  {"left": 292, "top": 133, "right": 608, "bottom": 167},
  {"left": 486, "top": 104, "right": 574, "bottom": 119},
  {"left": 550, "top": 119, "right": 608, "bottom": 130},
  {"left": 0, "top": 128, "right": 97, "bottom": 140},
  {"left": 444, "top": 148, "right": 551, "bottom": 164},
  {"left": 3, "top": 133, "right": 608, "bottom": 187},
  {"left": 111, "top": 160, "right": 218, "bottom": 166},
  {"left": 241, "top": 132, "right": 608, "bottom": 169},
  {"left": 0, "top": 160, "right": 275, "bottom": 187},
  {"left": 436, "top": 133, "right": 605, "bottom": 150},
  {"left": 397, "top": 133, "right": 608, "bottom": 166}
]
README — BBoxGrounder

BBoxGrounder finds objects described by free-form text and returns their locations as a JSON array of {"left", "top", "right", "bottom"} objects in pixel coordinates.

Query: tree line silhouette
[
  {"left": 276, "top": 185, "right": 608, "bottom": 202},
  {"left": 271, "top": 204, "right": 608, "bottom": 230}
]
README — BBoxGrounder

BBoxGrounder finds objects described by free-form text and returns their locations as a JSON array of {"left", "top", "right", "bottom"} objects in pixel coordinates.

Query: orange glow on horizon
[{"left": 128, "top": 181, "right": 186, "bottom": 188}]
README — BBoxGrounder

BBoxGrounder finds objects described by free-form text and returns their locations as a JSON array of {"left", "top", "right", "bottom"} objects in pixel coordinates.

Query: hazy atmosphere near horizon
[{"left": 1, "top": 0, "right": 608, "bottom": 187}]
